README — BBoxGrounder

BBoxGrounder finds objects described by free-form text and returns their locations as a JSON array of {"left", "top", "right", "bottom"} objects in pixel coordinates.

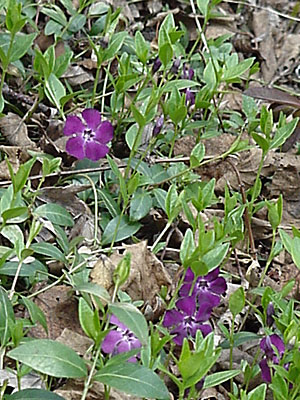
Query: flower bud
[
  {"left": 153, "top": 115, "right": 164, "bottom": 135},
  {"left": 152, "top": 57, "right": 162, "bottom": 73}
]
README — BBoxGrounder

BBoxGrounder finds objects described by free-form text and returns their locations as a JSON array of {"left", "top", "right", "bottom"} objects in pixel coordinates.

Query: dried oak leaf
[
  {"left": 0, "top": 113, "right": 36, "bottom": 148},
  {"left": 29, "top": 285, "right": 83, "bottom": 339},
  {"left": 91, "top": 241, "right": 173, "bottom": 312}
]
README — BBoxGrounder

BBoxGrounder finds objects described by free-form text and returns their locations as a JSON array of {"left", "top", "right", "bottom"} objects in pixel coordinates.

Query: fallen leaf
[{"left": 0, "top": 113, "right": 36, "bottom": 148}]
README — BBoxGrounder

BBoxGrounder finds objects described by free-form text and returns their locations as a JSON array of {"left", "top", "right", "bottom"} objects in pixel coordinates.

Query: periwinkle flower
[
  {"left": 152, "top": 57, "right": 162, "bottom": 73},
  {"left": 163, "top": 296, "right": 212, "bottom": 345},
  {"left": 179, "top": 267, "right": 227, "bottom": 308},
  {"left": 153, "top": 115, "right": 164, "bottom": 135},
  {"left": 171, "top": 57, "right": 181, "bottom": 75},
  {"left": 64, "top": 108, "right": 114, "bottom": 161},
  {"left": 259, "top": 334, "right": 285, "bottom": 383},
  {"left": 102, "top": 315, "right": 141, "bottom": 362},
  {"left": 182, "top": 63, "right": 194, "bottom": 80},
  {"left": 185, "top": 88, "right": 195, "bottom": 106},
  {"left": 266, "top": 302, "right": 275, "bottom": 327}
]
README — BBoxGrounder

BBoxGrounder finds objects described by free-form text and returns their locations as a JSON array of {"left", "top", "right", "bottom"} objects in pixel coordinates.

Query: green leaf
[
  {"left": 291, "top": 237, "right": 300, "bottom": 269},
  {"left": 279, "top": 229, "right": 292, "bottom": 254},
  {"left": 1, "top": 224, "right": 23, "bottom": 245},
  {"left": 197, "top": 0, "right": 210, "bottom": 18},
  {"left": 103, "top": 31, "right": 127, "bottom": 62},
  {"left": 0, "top": 259, "right": 47, "bottom": 277},
  {"left": 98, "top": 188, "right": 120, "bottom": 218},
  {"left": 248, "top": 384, "right": 267, "bottom": 400},
  {"left": 229, "top": 287, "right": 245, "bottom": 317},
  {"left": 78, "top": 298, "right": 100, "bottom": 341},
  {"left": 13, "top": 157, "right": 36, "bottom": 194},
  {"left": 153, "top": 188, "right": 167, "bottom": 212},
  {"left": 2, "top": 207, "right": 28, "bottom": 223},
  {"left": 163, "top": 80, "right": 200, "bottom": 93},
  {"left": 203, "top": 370, "right": 240, "bottom": 389},
  {"left": 180, "top": 229, "right": 195, "bottom": 267},
  {"left": 31, "top": 242, "right": 66, "bottom": 263},
  {"left": 41, "top": 6, "right": 67, "bottom": 26},
  {"left": 94, "top": 362, "right": 169, "bottom": 399},
  {"left": 129, "top": 191, "right": 152, "bottom": 221},
  {"left": 45, "top": 73, "right": 66, "bottom": 107},
  {"left": 220, "top": 331, "right": 260, "bottom": 349},
  {"left": 68, "top": 13, "right": 86, "bottom": 33},
  {"left": 159, "top": 42, "right": 173, "bottom": 68},
  {"left": 270, "top": 118, "right": 299, "bottom": 150},
  {"left": 169, "top": 104, "right": 187, "bottom": 125},
  {"left": 190, "top": 143, "right": 205, "bottom": 168},
  {"left": 131, "top": 104, "right": 146, "bottom": 128},
  {"left": 202, "top": 242, "right": 229, "bottom": 271},
  {"left": 74, "top": 282, "right": 111, "bottom": 305},
  {"left": 0, "top": 287, "right": 15, "bottom": 346},
  {"left": 135, "top": 31, "right": 149, "bottom": 65},
  {"left": 102, "top": 215, "right": 141, "bottom": 245},
  {"left": 107, "top": 155, "right": 128, "bottom": 206},
  {"left": 252, "top": 133, "right": 270, "bottom": 152},
  {"left": 21, "top": 297, "right": 48, "bottom": 333},
  {"left": 203, "top": 59, "right": 217, "bottom": 89},
  {"left": 222, "top": 58, "right": 254, "bottom": 82},
  {"left": 109, "top": 303, "right": 148, "bottom": 345},
  {"left": 7, "top": 339, "right": 87, "bottom": 378},
  {"left": 0, "top": 32, "right": 36, "bottom": 63},
  {"left": 8, "top": 388, "right": 65, "bottom": 400},
  {"left": 33, "top": 203, "right": 74, "bottom": 227}
]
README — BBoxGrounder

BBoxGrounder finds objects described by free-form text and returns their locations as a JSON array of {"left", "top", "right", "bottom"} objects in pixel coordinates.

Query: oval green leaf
[
  {"left": 94, "top": 362, "right": 169, "bottom": 399},
  {"left": 7, "top": 339, "right": 87, "bottom": 378},
  {"left": 33, "top": 203, "right": 74, "bottom": 227}
]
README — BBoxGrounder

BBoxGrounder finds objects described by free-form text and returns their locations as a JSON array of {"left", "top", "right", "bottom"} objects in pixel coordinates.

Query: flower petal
[
  {"left": 101, "top": 330, "right": 123, "bottom": 354},
  {"left": 209, "top": 277, "right": 227, "bottom": 295},
  {"left": 64, "top": 116, "right": 85, "bottom": 136},
  {"left": 198, "top": 323, "right": 212, "bottom": 337},
  {"left": 85, "top": 141, "right": 109, "bottom": 161},
  {"left": 66, "top": 136, "right": 85, "bottom": 159},
  {"left": 176, "top": 296, "right": 196, "bottom": 316},
  {"left": 117, "top": 340, "right": 131, "bottom": 354},
  {"left": 184, "top": 267, "right": 195, "bottom": 282},
  {"left": 259, "top": 359, "right": 271, "bottom": 383},
  {"left": 110, "top": 315, "right": 127, "bottom": 330},
  {"left": 197, "top": 290, "right": 220, "bottom": 308},
  {"left": 163, "top": 309, "right": 183, "bottom": 327},
  {"left": 95, "top": 121, "right": 114, "bottom": 144},
  {"left": 204, "top": 267, "right": 220, "bottom": 282},
  {"left": 195, "top": 302, "right": 213, "bottom": 322},
  {"left": 179, "top": 283, "right": 193, "bottom": 297},
  {"left": 82, "top": 108, "right": 101, "bottom": 130}
]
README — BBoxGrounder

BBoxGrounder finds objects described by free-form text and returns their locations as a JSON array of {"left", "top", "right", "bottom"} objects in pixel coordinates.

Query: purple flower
[
  {"left": 182, "top": 64, "right": 194, "bottom": 80},
  {"left": 163, "top": 296, "right": 212, "bottom": 345},
  {"left": 152, "top": 57, "right": 162, "bottom": 73},
  {"left": 266, "top": 302, "right": 275, "bottom": 327},
  {"left": 179, "top": 267, "right": 227, "bottom": 308},
  {"left": 170, "top": 58, "right": 181, "bottom": 75},
  {"left": 102, "top": 315, "right": 141, "bottom": 362},
  {"left": 153, "top": 115, "right": 164, "bottom": 135},
  {"left": 64, "top": 108, "right": 113, "bottom": 161},
  {"left": 259, "top": 334, "right": 285, "bottom": 383},
  {"left": 185, "top": 88, "right": 195, "bottom": 106}
]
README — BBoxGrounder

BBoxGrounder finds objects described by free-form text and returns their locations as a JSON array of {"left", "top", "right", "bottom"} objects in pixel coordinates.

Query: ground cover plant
[{"left": 1, "top": 0, "right": 300, "bottom": 399}]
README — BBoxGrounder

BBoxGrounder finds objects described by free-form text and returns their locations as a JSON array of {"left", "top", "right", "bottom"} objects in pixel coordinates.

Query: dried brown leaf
[
  {"left": 0, "top": 113, "right": 36, "bottom": 148},
  {"left": 91, "top": 241, "right": 173, "bottom": 312}
]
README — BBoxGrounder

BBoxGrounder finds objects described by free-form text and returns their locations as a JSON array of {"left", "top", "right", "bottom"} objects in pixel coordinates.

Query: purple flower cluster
[
  {"left": 259, "top": 334, "right": 285, "bottom": 383},
  {"left": 102, "top": 315, "right": 141, "bottom": 362},
  {"left": 163, "top": 267, "right": 227, "bottom": 345},
  {"left": 64, "top": 108, "right": 113, "bottom": 161}
]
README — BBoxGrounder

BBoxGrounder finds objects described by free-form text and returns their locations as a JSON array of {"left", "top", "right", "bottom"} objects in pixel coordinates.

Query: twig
[{"left": 0, "top": 155, "right": 215, "bottom": 187}]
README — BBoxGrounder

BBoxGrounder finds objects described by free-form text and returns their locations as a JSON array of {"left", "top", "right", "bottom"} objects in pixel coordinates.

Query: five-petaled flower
[
  {"left": 102, "top": 315, "right": 141, "bottom": 362},
  {"left": 64, "top": 108, "right": 113, "bottom": 161},
  {"left": 259, "top": 334, "right": 285, "bottom": 383},
  {"left": 163, "top": 295, "right": 213, "bottom": 345},
  {"left": 179, "top": 267, "right": 227, "bottom": 308}
]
